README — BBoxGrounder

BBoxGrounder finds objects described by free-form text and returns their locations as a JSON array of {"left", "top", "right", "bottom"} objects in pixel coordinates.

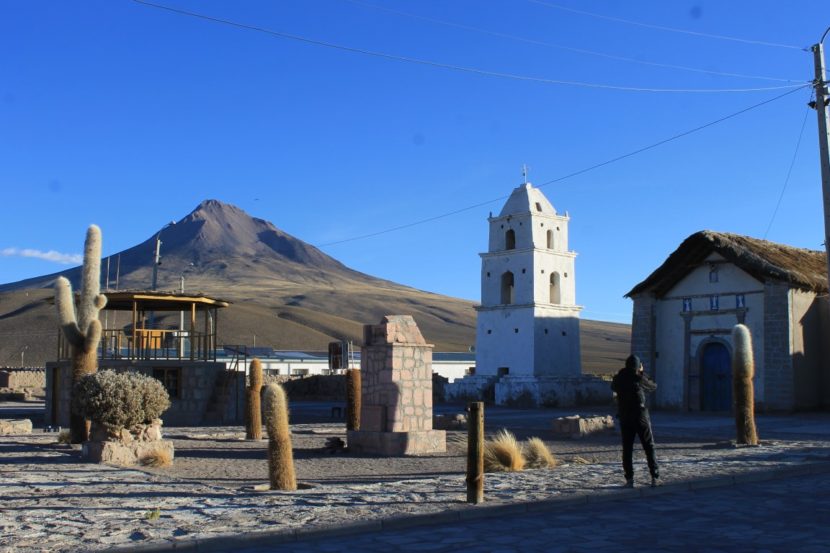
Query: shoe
[
  {"left": 624, "top": 478, "right": 634, "bottom": 488},
  {"left": 651, "top": 476, "right": 660, "bottom": 487}
]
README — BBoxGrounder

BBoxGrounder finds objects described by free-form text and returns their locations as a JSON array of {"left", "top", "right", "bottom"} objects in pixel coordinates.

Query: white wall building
[
  {"left": 475, "top": 182, "right": 582, "bottom": 378},
  {"left": 222, "top": 348, "right": 474, "bottom": 382},
  {"left": 447, "top": 182, "right": 610, "bottom": 407},
  {"left": 627, "top": 231, "right": 829, "bottom": 412}
]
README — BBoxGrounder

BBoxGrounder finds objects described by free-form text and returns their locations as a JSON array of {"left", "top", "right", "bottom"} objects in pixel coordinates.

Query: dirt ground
[{"left": 3, "top": 403, "right": 830, "bottom": 553}]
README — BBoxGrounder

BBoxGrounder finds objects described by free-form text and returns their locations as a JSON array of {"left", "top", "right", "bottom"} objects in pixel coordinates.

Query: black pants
[{"left": 620, "top": 412, "right": 659, "bottom": 480}]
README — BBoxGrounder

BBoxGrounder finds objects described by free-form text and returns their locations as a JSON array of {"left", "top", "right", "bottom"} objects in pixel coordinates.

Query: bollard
[{"left": 466, "top": 401, "right": 484, "bottom": 504}]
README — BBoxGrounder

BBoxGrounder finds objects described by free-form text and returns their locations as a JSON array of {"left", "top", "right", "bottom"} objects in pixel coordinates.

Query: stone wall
[
  {"left": 348, "top": 316, "right": 446, "bottom": 455},
  {"left": 629, "top": 294, "right": 656, "bottom": 376},
  {"left": 495, "top": 375, "right": 613, "bottom": 408},
  {"left": 45, "top": 361, "right": 240, "bottom": 427},
  {"left": 763, "top": 282, "right": 794, "bottom": 411},
  {"left": 0, "top": 368, "right": 45, "bottom": 389}
]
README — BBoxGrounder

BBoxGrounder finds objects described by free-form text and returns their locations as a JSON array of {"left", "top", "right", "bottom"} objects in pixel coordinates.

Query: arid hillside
[{"left": 0, "top": 200, "right": 630, "bottom": 373}]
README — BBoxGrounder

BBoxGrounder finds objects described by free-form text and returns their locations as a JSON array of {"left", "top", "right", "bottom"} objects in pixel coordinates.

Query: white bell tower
[{"left": 475, "top": 181, "right": 582, "bottom": 378}]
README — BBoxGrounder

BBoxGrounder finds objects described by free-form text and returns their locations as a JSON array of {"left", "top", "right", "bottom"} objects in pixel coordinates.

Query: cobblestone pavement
[{"left": 237, "top": 471, "right": 830, "bottom": 553}]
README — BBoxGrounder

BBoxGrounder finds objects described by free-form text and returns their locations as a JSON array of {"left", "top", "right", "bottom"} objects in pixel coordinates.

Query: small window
[
  {"left": 514, "top": 328, "right": 519, "bottom": 333},
  {"left": 152, "top": 367, "right": 181, "bottom": 399},
  {"left": 505, "top": 229, "right": 516, "bottom": 250},
  {"left": 497, "top": 367, "right": 510, "bottom": 377},
  {"left": 535, "top": 202, "right": 542, "bottom": 211},
  {"left": 487, "top": 329, "right": 492, "bottom": 334},
  {"left": 682, "top": 298, "right": 692, "bottom": 312},
  {"left": 544, "top": 329, "right": 548, "bottom": 335},
  {"left": 709, "top": 268, "right": 719, "bottom": 283},
  {"left": 710, "top": 295, "right": 719, "bottom": 311},
  {"left": 501, "top": 272, "right": 515, "bottom": 304},
  {"left": 521, "top": 268, "right": 526, "bottom": 274},
  {"left": 736, "top": 294, "right": 746, "bottom": 308}
]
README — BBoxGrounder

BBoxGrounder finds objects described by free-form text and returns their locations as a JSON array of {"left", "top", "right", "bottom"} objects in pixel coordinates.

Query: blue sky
[{"left": 0, "top": 0, "right": 826, "bottom": 323}]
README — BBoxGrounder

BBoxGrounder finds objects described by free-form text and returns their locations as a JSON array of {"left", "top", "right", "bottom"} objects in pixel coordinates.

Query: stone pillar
[
  {"left": 347, "top": 315, "right": 446, "bottom": 455},
  {"left": 763, "top": 282, "right": 794, "bottom": 411}
]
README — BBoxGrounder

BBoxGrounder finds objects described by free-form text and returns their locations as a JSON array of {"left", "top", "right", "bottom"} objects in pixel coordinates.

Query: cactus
[
  {"left": 731, "top": 324, "right": 759, "bottom": 446},
  {"left": 54, "top": 225, "right": 107, "bottom": 444},
  {"left": 263, "top": 383, "right": 297, "bottom": 491},
  {"left": 345, "top": 368, "right": 361, "bottom": 431},
  {"left": 246, "top": 358, "right": 263, "bottom": 440}
]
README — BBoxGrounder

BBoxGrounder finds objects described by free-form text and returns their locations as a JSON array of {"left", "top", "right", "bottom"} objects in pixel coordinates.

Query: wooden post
[{"left": 466, "top": 401, "right": 484, "bottom": 504}]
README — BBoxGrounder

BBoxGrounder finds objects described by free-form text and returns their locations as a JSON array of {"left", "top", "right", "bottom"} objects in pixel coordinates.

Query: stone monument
[{"left": 347, "top": 315, "right": 446, "bottom": 455}]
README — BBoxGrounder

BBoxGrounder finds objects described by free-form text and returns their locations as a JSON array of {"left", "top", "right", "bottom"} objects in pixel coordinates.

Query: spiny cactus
[
  {"left": 345, "top": 368, "right": 361, "bottom": 431},
  {"left": 54, "top": 225, "right": 107, "bottom": 443},
  {"left": 246, "top": 358, "right": 263, "bottom": 440},
  {"left": 263, "top": 383, "right": 297, "bottom": 491},
  {"left": 731, "top": 324, "right": 759, "bottom": 446}
]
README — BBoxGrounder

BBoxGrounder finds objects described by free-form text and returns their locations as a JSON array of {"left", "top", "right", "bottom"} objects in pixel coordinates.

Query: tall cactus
[
  {"left": 246, "top": 358, "right": 263, "bottom": 440},
  {"left": 263, "top": 383, "right": 297, "bottom": 491},
  {"left": 54, "top": 225, "right": 107, "bottom": 444},
  {"left": 731, "top": 324, "right": 759, "bottom": 446},
  {"left": 345, "top": 368, "right": 361, "bottom": 431}
]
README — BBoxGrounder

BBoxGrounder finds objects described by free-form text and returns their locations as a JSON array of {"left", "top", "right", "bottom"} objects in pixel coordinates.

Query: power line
[
  {"left": 340, "top": 0, "right": 800, "bottom": 84},
  {"left": 320, "top": 84, "right": 810, "bottom": 247},
  {"left": 527, "top": 0, "right": 806, "bottom": 51},
  {"left": 763, "top": 90, "right": 813, "bottom": 239},
  {"left": 131, "top": 0, "right": 807, "bottom": 94}
]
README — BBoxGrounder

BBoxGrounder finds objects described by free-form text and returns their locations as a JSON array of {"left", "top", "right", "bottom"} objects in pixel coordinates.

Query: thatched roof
[{"left": 626, "top": 231, "right": 828, "bottom": 298}]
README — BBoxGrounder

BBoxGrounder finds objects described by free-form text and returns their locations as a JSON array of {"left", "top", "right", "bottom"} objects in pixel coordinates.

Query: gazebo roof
[{"left": 101, "top": 290, "right": 231, "bottom": 311}]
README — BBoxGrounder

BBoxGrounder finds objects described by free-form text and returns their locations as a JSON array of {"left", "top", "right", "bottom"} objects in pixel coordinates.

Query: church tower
[{"left": 475, "top": 182, "right": 582, "bottom": 378}]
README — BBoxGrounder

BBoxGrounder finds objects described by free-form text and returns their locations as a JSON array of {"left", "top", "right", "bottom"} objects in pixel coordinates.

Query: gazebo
[{"left": 46, "top": 291, "right": 245, "bottom": 427}]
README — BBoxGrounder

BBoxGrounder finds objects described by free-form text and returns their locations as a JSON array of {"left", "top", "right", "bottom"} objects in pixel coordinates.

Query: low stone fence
[
  {"left": 496, "top": 375, "right": 614, "bottom": 408},
  {"left": 0, "top": 368, "right": 46, "bottom": 389}
]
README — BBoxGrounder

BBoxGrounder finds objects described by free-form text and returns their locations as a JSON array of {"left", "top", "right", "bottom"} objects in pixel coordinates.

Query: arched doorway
[{"left": 701, "top": 342, "right": 731, "bottom": 411}]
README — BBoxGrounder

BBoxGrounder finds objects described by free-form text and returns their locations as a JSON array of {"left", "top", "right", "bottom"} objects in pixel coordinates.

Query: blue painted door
[{"left": 702, "top": 342, "right": 731, "bottom": 411}]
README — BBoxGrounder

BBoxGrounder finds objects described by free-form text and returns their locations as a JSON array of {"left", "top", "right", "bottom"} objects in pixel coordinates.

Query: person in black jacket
[{"left": 611, "top": 354, "right": 659, "bottom": 487}]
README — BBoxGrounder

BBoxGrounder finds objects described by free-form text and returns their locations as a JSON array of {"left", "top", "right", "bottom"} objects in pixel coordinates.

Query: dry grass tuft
[
  {"left": 56, "top": 430, "right": 72, "bottom": 445},
  {"left": 484, "top": 429, "right": 525, "bottom": 472},
  {"left": 140, "top": 447, "right": 173, "bottom": 468},
  {"left": 523, "top": 437, "right": 558, "bottom": 469}
]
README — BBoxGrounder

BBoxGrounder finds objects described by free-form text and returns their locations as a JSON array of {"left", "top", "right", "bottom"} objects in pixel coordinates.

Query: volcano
[{"left": 0, "top": 200, "right": 629, "bottom": 369}]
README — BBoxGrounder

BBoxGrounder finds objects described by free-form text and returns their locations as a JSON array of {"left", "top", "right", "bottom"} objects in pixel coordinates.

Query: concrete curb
[{"left": 114, "top": 461, "right": 830, "bottom": 553}]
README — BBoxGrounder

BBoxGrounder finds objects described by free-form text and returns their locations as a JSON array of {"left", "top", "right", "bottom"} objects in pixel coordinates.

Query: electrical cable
[
  {"left": 339, "top": 0, "right": 800, "bottom": 83},
  {"left": 319, "top": 84, "right": 810, "bottom": 247},
  {"left": 762, "top": 90, "right": 813, "bottom": 239},
  {"left": 131, "top": 0, "right": 807, "bottom": 93},
  {"left": 526, "top": 0, "right": 806, "bottom": 51}
]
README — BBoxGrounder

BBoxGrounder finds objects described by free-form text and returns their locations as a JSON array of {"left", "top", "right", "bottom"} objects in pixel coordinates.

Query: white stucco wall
[
  {"left": 475, "top": 306, "right": 536, "bottom": 376},
  {"left": 653, "top": 253, "right": 766, "bottom": 409}
]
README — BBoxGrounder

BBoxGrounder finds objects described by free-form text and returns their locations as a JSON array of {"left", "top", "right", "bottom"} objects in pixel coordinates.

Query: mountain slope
[{"left": 0, "top": 200, "right": 629, "bottom": 371}]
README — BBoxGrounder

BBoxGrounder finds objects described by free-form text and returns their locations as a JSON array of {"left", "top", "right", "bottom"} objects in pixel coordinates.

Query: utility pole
[{"left": 812, "top": 29, "right": 830, "bottom": 294}]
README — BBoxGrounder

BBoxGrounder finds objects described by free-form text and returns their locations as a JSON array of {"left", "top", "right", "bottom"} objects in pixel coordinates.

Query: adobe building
[
  {"left": 447, "top": 182, "right": 607, "bottom": 406},
  {"left": 627, "top": 231, "right": 830, "bottom": 412},
  {"left": 46, "top": 291, "right": 244, "bottom": 427}
]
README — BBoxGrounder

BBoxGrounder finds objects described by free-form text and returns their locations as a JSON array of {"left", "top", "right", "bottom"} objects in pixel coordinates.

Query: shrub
[
  {"left": 483, "top": 429, "right": 525, "bottom": 472},
  {"left": 73, "top": 370, "right": 170, "bottom": 435},
  {"left": 524, "top": 437, "right": 558, "bottom": 469},
  {"left": 140, "top": 447, "right": 173, "bottom": 468}
]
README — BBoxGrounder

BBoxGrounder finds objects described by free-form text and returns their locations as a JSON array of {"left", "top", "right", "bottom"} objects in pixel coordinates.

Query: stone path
[{"left": 235, "top": 469, "right": 830, "bottom": 553}]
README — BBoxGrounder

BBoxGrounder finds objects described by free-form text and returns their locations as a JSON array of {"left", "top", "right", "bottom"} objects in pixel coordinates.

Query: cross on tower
[{"left": 522, "top": 164, "right": 529, "bottom": 184}]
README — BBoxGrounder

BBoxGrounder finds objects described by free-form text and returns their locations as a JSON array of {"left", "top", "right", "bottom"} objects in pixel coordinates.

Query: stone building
[
  {"left": 447, "top": 182, "right": 607, "bottom": 406},
  {"left": 627, "top": 231, "right": 829, "bottom": 412}
]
